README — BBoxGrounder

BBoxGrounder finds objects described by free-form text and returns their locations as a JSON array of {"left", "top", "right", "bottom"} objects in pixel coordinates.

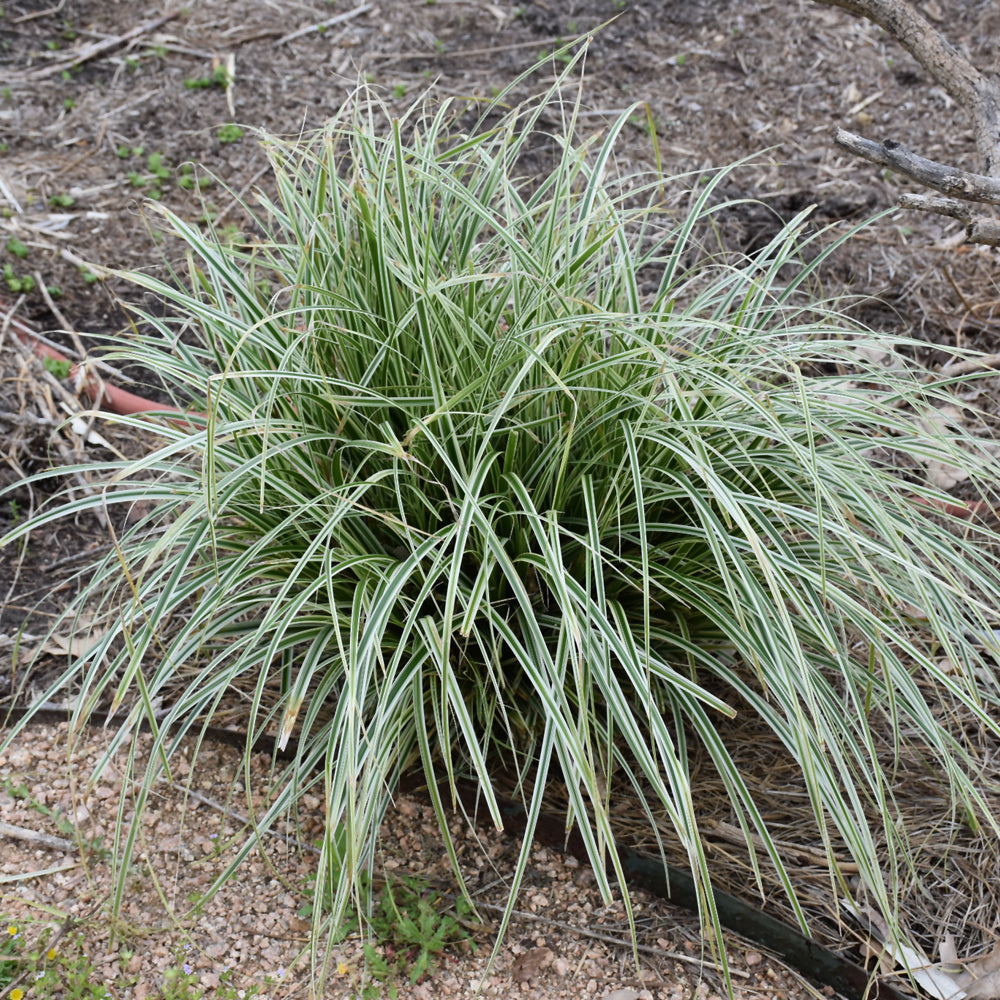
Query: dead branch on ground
[
  {"left": 6, "top": 11, "right": 180, "bottom": 83},
  {"left": 815, "top": 0, "right": 1000, "bottom": 245}
]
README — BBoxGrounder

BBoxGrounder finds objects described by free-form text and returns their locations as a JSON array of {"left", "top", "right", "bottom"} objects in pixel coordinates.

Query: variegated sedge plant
[{"left": 4, "top": 54, "right": 1000, "bottom": 993}]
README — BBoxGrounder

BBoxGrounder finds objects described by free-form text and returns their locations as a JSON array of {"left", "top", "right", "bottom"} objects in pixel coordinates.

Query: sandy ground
[{"left": 1, "top": 721, "right": 830, "bottom": 999}]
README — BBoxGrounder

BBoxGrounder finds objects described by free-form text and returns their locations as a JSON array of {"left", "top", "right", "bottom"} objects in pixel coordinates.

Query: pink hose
[{"left": 19, "top": 331, "right": 187, "bottom": 416}]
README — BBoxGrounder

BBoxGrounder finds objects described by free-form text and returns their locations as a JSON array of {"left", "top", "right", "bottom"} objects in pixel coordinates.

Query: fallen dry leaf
[
  {"left": 16, "top": 615, "right": 104, "bottom": 665},
  {"left": 947, "top": 940, "right": 1000, "bottom": 998},
  {"left": 915, "top": 405, "right": 971, "bottom": 490},
  {"left": 925, "top": 458, "right": 969, "bottom": 490},
  {"left": 961, "top": 972, "right": 1000, "bottom": 1000},
  {"left": 510, "top": 946, "right": 554, "bottom": 983}
]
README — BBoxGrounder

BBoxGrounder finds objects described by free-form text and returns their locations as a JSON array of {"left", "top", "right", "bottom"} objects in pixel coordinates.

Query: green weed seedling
[
  {"left": 196, "top": 204, "right": 219, "bottom": 225},
  {"left": 1, "top": 924, "right": 267, "bottom": 1000},
  {"left": 183, "top": 64, "right": 230, "bottom": 90},
  {"left": 42, "top": 356, "right": 72, "bottom": 379},
  {"left": 218, "top": 223, "right": 243, "bottom": 245},
  {"left": 122, "top": 149, "right": 191, "bottom": 200},
  {"left": 1, "top": 925, "right": 19, "bottom": 995},
  {"left": 2, "top": 264, "right": 33, "bottom": 294},
  {"left": 33, "top": 932, "right": 107, "bottom": 1000},
  {"left": 297, "top": 825, "right": 362, "bottom": 936},
  {"left": 177, "top": 163, "right": 211, "bottom": 191},
  {"left": 370, "top": 873, "right": 477, "bottom": 985},
  {"left": 307, "top": 873, "right": 477, "bottom": 989},
  {"left": 158, "top": 959, "right": 199, "bottom": 1000},
  {"left": 154, "top": 946, "right": 275, "bottom": 1000},
  {"left": 217, "top": 124, "right": 243, "bottom": 144},
  {"left": 1, "top": 924, "right": 107, "bottom": 1000},
  {"left": 146, "top": 152, "right": 171, "bottom": 198},
  {"left": 299, "top": 826, "right": 477, "bottom": 989},
  {"left": 5, "top": 235, "right": 27, "bottom": 258},
  {"left": 39, "top": 949, "right": 106, "bottom": 1000},
  {"left": 147, "top": 151, "right": 170, "bottom": 181},
  {"left": 48, "top": 193, "right": 74, "bottom": 208},
  {"left": 0, "top": 776, "right": 104, "bottom": 854},
  {"left": 216, "top": 968, "right": 261, "bottom": 1000}
]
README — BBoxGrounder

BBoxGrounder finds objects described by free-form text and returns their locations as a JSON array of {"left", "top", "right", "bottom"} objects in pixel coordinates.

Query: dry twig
[
  {"left": 935, "top": 353, "right": 1000, "bottom": 377},
  {"left": 833, "top": 131, "right": 1000, "bottom": 204},
  {"left": 467, "top": 899, "right": 751, "bottom": 977},
  {"left": 7, "top": 11, "right": 180, "bottom": 83},
  {"left": 0, "top": 821, "right": 75, "bottom": 852},
  {"left": 274, "top": 4, "right": 372, "bottom": 46},
  {"left": 371, "top": 36, "right": 568, "bottom": 66}
]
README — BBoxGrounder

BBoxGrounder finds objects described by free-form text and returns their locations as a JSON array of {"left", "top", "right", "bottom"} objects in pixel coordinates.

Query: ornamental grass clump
[{"left": 5, "top": 66, "right": 1000, "bottom": 986}]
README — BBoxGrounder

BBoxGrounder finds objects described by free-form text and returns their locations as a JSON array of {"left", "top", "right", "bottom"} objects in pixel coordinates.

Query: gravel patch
[{"left": 1, "top": 721, "right": 830, "bottom": 999}]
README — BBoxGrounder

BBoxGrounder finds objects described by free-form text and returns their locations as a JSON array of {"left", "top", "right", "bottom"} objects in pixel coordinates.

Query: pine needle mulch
[{"left": 527, "top": 676, "right": 1000, "bottom": 985}]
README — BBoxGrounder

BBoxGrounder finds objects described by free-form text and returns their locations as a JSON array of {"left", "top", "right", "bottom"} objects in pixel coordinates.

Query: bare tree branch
[
  {"left": 833, "top": 129, "right": 1000, "bottom": 204},
  {"left": 814, "top": 0, "right": 1000, "bottom": 244},
  {"left": 896, "top": 192, "right": 975, "bottom": 220},
  {"left": 965, "top": 217, "right": 1000, "bottom": 246},
  {"left": 815, "top": 0, "right": 1000, "bottom": 176},
  {"left": 936, "top": 353, "right": 1000, "bottom": 377},
  {"left": 896, "top": 193, "right": 1000, "bottom": 245}
]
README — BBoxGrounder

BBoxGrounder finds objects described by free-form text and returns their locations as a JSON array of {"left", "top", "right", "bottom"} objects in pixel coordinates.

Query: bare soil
[{"left": 2, "top": 0, "right": 999, "bottom": 998}]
